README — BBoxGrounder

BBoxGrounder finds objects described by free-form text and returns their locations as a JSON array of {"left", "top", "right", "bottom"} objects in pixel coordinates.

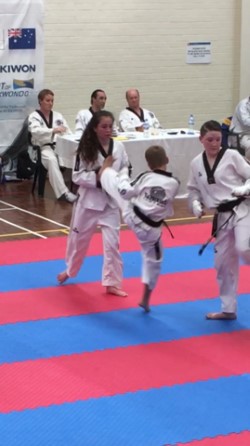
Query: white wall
[
  {"left": 44, "top": 0, "right": 241, "bottom": 130},
  {"left": 239, "top": 0, "right": 250, "bottom": 100}
]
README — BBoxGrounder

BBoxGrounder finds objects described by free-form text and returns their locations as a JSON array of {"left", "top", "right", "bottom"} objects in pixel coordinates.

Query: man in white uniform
[
  {"left": 74, "top": 89, "right": 107, "bottom": 140},
  {"left": 29, "top": 89, "right": 77, "bottom": 202},
  {"left": 230, "top": 96, "right": 250, "bottom": 160},
  {"left": 119, "top": 88, "right": 161, "bottom": 132}
]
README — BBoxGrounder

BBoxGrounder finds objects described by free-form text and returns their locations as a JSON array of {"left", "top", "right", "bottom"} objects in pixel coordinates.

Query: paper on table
[{"left": 112, "top": 135, "right": 129, "bottom": 141}]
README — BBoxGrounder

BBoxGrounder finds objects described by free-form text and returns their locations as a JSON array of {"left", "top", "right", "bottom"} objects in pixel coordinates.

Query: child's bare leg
[
  {"left": 139, "top": 284, "right": 152, "bottom": 312},
  {"left": 57, "top": 271, "right": 69, "bottom": 284},
  {"left": 106, "top": 286, "right": 128, "bottom": 297}
]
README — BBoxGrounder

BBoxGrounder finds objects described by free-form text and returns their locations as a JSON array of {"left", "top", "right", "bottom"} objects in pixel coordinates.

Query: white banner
[{"left": 0, "top": 0, "right": 44, "bottom": 153}]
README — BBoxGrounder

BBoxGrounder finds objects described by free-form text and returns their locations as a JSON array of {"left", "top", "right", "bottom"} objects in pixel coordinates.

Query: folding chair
[
  {"left": 1, "top": 117, "right": 30, "bottom": 169},
  {"left": 31, "top": 146, "right": 48, "bottom": 197},
  {"left": 221, "top": 116, "right": 245, "bottom": 156}
]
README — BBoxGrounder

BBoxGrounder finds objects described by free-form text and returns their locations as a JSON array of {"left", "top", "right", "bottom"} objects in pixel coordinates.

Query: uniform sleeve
[
  {"left": 72, "top": 155, "right": 101, "bottom": 188},
  {"left": 232, "top": 150, "right": 250, "bottom": 182},
  {"left": 167, "top": 178, "right": 179, "bottom": 201},
  {"left": 150, "top": 112, "right": 161, "bottom": 128},
  {"left": 237, "top": 101, "right": 250, "bottom": 127},
  {"left": 74, "top": 110, "right": 85, "bottom": 140},
  {"left": 187, "top": 162, "right": 203, "bottom": 209},
  {"left": 117, "top": 167, "right": 139, "bottom": 199},
  {"left": 120, "top": 142, "right": 130, "bottom": 169},
  {"left": 60, "top": 114, "right": 72, "bottom": 135}
]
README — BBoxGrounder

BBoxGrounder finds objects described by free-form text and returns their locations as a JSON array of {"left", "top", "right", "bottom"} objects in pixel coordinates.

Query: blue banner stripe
[
  {"left": 0, "top": 244, "right": 214, "bottom": 292},
  {"left": 0, "top": 295, "right": 249, "bottom": 364},
  {"left": 0, "top": 375, "right": 249, "bottom": 445}
]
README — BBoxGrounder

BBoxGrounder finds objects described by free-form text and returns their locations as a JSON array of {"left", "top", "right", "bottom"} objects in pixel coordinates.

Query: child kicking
[{"left": 99, "top": 145, "right": 180, "bottom": 311}]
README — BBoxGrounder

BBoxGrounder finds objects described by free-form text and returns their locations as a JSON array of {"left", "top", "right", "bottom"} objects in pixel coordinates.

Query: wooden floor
[{"left": 0, "top": 176, "right": 213, "bottom": 242}]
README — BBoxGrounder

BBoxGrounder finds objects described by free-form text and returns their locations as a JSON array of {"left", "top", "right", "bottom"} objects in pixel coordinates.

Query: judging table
[{"left": 56, "top": 130, "right": 203, "bottom": 197}]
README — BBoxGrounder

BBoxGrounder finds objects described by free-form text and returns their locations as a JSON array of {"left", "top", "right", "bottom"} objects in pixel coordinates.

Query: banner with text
[{"left": 0, "top": 0, "right": 44, "bottom": 153}]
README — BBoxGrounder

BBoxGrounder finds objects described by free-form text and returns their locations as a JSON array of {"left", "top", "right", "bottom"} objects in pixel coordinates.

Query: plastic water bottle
[
  {"left": 188, "top": 114, "right": 195, "bottom": 134},
  {"left": 143, "top": 119, "right": 150, "bottom": 138}
]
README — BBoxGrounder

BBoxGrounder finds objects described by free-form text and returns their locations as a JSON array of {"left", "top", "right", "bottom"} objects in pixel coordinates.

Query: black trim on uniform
[
  {"left": 130, "top": 169, "right": 177, "bottom": 187},
  {"left": 35, "top": 110, "right": 53, "bottom": 128},
  {"left": 126, "top": 107, "right": 145, "bottom": 122},
  {"left": 98, "top": 138, "right": 114, "bottom": 159},
  {"left": 153, "top": 169, "right": 173, "bottom": 177},
  {"left": 202, "top": 148, "right": 227, "bottom": 184}
]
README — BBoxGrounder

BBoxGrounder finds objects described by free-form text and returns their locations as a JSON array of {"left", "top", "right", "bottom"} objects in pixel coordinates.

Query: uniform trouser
[
  {"left": 101, "top": 168, "right": 163, "bottom": 290},
  {"left": 214, "top": 204, "right": 250, "bottom": 313},
  {"left": 41, "top": 147, "right": 68, "bottom": 198},
  {"left": 65, "top": 199, "right": 123, "bottom": 288},
  {"left": 125, "top": 212, "right": 162, "bottom": 290}
]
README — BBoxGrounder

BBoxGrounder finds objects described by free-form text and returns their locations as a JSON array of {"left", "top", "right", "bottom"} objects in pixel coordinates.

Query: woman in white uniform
[
  {"left": 187, "top": 120, "right": 250, "bottom": 320},
  {"left": 57, "top": 110, "right": 129, "bottom": 297},
  {"left": 29, "top": 89, "right": 77, "bottom": 202}
]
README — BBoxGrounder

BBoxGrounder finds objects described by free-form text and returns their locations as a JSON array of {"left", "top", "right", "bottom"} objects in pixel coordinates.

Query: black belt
[
  {"left": 212, "top": 197, "right": 245, "bottom": 236},
  {"left": 133, "top": 205, "right": 163, "bottom": 228},
  {"left": 43, "top": 142, "right": 56, "bottom": 149},
  {"left": 217, "top": 197, "right": 245, "bottom": 213}
]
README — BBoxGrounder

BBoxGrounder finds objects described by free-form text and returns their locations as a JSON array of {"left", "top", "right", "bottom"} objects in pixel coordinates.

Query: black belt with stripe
[
  {"left": 133, "top": 205, "right": 163, "bottom": 228},
  {"left": 212, "top": 197, "right": 245, "bottom": 235}
]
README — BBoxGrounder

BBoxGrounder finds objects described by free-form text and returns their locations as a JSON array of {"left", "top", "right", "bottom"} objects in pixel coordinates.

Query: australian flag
[{"left": 8, "top": 28, "right": 36, "bottom": 50}]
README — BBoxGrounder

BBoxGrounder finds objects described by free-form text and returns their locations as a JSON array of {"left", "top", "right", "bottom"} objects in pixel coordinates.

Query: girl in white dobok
[{"left": 58, "top": 111, "right": 129, "bottom": 297}]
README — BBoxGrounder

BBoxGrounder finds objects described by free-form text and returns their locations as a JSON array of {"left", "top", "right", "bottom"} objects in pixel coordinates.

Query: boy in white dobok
[
  {"left": 188, "top": 120, "right": 250, "bottom": 320},
  {"left": 100, "top": 145, "right": 180, "bottom": 312}
]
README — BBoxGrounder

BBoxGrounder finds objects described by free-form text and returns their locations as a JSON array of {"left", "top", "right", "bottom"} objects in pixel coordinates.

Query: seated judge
[
  {"left": 230, "top": 96, "right": 250, "bottom": 160},
  {"left": 28, "top": 88, "right": 77, "bottom": 203},
  {"left": 119, "top": 88, "right": 161, "bottom": 132},
  {"left": 74, "top": 89, "right": 107, "bottom": 139}
]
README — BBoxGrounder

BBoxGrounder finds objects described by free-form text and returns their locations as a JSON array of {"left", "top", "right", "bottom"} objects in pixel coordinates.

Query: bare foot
[
  {"left": 106, "top": 286, "right": 128, "bottom": 297},
  {"left": 138, "top": 284, "right": 151, "bottom": 312},
  {"left": 206, "top": 311, "right": 236, "bottom": 320},
  {"left": 57, "top": 271, "right": 69, "bottom": 284},
  {"left": 138, "top": 301, "right": 150, "bottom": 313}
]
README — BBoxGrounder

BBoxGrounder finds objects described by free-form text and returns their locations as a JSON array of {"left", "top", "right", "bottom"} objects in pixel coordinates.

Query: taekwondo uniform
[
  {"left": 65, "top": 139, "right": 129, "bottom": 287},
  {"left": 75, "top": 109, "right": 93, "bottom": 140},
  {"left": 101, "top": 166, "right": 180, "bottom": 290},
  {"left": 75, "top": 108, "right": 119, "bottom": 139},
  {"left": 230, "top": 96, "right": 250, "bottom": 155},
  {"left": 119, "top": 107, "right": 161, "bottom": 132},
  {"left": 29, "top": 110, "right": 72, "bottom": 199},
  {"left": 187, "top": 147, "right": 250, "bottom": 314}
]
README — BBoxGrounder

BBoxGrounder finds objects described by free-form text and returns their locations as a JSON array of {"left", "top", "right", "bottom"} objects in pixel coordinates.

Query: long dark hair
[{"left": 77, "top": 110, "right": 114, "bottom": 164}]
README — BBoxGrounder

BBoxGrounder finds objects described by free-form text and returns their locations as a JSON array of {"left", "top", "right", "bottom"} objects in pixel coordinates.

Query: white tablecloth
[{"left": 55, "top": 130, "right": 203, "bottom": 197}]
